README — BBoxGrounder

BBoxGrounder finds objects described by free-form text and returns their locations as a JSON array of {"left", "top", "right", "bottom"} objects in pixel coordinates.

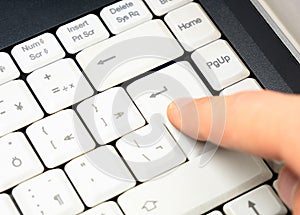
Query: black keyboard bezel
[{"left": 1, "top": 0, "right": 299, "bottom": 93}]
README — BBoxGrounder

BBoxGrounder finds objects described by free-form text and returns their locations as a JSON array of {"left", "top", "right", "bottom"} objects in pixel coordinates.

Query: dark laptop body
[{"left": 1, "top": 0, "right": 299, "bottom": 93}]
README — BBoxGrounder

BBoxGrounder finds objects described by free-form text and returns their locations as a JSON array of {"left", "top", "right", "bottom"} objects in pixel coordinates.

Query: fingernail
[
  {"left": 167, "top": 98, "right": 193, "bottom": 123},
  {"left": 167, "top": 98, "right": 199, "bottom": 134},
  {"left": 167, "top": 102, "right": 181, "bottom": 122},
  {"left": 278, "top": 167, "right": 299, "bottom": 209}
]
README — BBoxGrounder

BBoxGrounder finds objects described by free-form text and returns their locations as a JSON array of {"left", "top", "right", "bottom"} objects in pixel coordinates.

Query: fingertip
[
  {"left": 167, "top": 97, "right": 211, "bottom": 141},
  {"left": 167, "top": 101, "right": 181, "bottom": 128},
  {"left": 278, "top": 167, "right": 299, "bottom": 210}
]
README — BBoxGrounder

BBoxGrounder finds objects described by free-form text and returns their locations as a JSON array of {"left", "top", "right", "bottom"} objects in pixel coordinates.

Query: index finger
[{"left": 167, "top": 90, "right": 300, "bottom": 177}]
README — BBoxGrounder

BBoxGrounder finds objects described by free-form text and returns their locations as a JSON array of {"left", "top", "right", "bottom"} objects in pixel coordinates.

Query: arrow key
[{"left": 223, "top": 185, "right": 287, "bottom": 215}]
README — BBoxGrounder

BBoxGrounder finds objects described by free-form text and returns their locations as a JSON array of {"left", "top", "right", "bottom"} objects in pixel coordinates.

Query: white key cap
[
  {"left": 165, "top": 3, "right": 221, "bottom": 51},
  {"left": 0, "top": 52, "right": 20, "bottom": 85},
  {"left": 0, "top": 194, "right": 20, "bottom": 215},
  {"left": 207, "top": 211, "right": 223, "bottom": 215},
  {"left": 273, "top": 179, "right": 278, "bottom": 192},
  {"left": 100, "top": 0, "right": 153, "bottom": 34},
  {"left": 11, "top": 33, "right": 65, "bottom": 73},
  {"left": 26, "top": 109, "right": 95, "bottom": 168},
  {"left": 118, "top": 149, "right": 272, "bottom": 215},
  {"left": 116, "top": 124, "right": 186, "bottom": 181},
  {"left": 65, "top": 146, "right": 136, "bottom": 207},
  {"left": 80, "top": 201, "right": 124, "bottom": 215},
  {"left": 266, "top": 159, "right": 284, "bottom": 173},
  {"left": 27, "top": 58, "right": 93, "bottom": 114},
  {"left": 220, "top": 78, "right": 262, "bottom": 95},
  {"left": 0, "top": 80, "right": 44, "bottom": 137},
  {"left": 0, "top": 132, "right": 44, "bottom": 192},
  {"left": 57, "top": 14, "right": 109, "bottom": 54},
  {"left": 77, "top": 87, "right": 145, "bottom": 145},
  {"left": 13, "top": 169, "right": 84, "bottom": 215},
  {"left": 223, "top": 185, "right": 287, "bottom": 215},
  {"left": 144, "top": 0, "right": 192, "bottom": 16},
  {"left": 76, "top": 19, "right": 183, "bottom": 91},
  {"left": 192, "top": 39, "right": 250, "bottom": 91},
  {"left": 209, "top": 211, "right": 224, "bottom": 215},
  {"left": 127, "top": 61, "right": 210, "bottom": 159}
]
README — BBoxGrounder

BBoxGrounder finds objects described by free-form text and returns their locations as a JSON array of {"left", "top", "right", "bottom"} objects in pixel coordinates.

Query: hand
[{"left": 167, "top": 90, "right": 300, "bottom": 213}]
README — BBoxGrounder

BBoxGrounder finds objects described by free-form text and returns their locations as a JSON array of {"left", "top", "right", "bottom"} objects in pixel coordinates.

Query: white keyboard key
[
  {"left": 77, "top": 87, "right": 145, "bottom": 145},
  {"left": 27, "top": 58, "right": 93, "bottom": 114},
  {"left": 80, "top": 201, "right": 124, "bottom": 215},
  {"left": 100, "top": 0, "right": 153, "bottom": 34},
  {"left": 273, "top": 179, "right": 278, "bottom": 192},
  {"left": 11, "top": 33, "right": 65, "bottom": 73},
  {"left": 223, "top": 185, "right": 287, "bottom": 215},
  {"left": 118, "top": 149, "right": 272, "bottom": 214},
  {"left": 0, "top": 132, "right": 44, "bottom": 192},
  {"left": 220, "top": 78, "right": 262, "bottom": 95},
  {"left": 127, "top": 61, "right": 210, "bottom": 159},
  {"left": 57, "top": 14, "right": 109, "bottom": 54},
  {"left": 192, "top": 39, "right": 250, "bottom": 91},
  {"left": 266, "top": 159, "right": 284, "bottom": 173},
  {"left": 65, "top": 146, "right": 136, "bottom": 207},
  {"left": 13, "top": 169, "right": 84, "bottom": 215},
  {"left": 76, "top": 19, "right": 183, "bottom": 91},
  {"left": 0, "top": 80, "right": 44, "bottom": 137},
  {"left": 144, "top": 0, "right": 192, "bottom": 16},
  {"left": 165, "top": 3, "right": 221, "bottom": 51},
  {"left": 116, "top": 124, "right": 186, "bottom": 181},
  {"left": 0, "top": 52, "right": 20, "bottom": 85},
  {"left": 0, "top": 194, "right": 20, "bottom": 215},
  {"left": 26, "top": 109, "right": 95, "bottom": 168},
  {"left": 207, "top": 211, "right": 223, "bottom": 215}
]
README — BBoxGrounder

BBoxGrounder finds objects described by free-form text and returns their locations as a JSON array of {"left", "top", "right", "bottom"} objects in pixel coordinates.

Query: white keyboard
[{"left": 0, "top": 0, "right": 287, "bottom": 214}]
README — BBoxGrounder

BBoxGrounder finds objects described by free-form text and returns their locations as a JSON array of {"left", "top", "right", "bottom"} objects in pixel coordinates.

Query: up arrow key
[
  {"left": 224, "top": 185, "right": 287, "bottom": 215},
  {"left": 248, "top": 201, "right": 260, "bottom": 215}
]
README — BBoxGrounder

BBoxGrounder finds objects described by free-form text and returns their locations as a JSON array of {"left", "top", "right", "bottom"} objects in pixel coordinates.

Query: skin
[{"left": 167, "top": 90, "right": 300, "bottom": 213}]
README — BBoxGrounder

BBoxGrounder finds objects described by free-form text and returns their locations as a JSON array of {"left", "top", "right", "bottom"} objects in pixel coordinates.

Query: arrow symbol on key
[
  {"left": 114, "top": 112, "right": 124, "bottom": 119},
  {"left": 64, "top": 134, "right": 74, "bottom": 141},
  {"left": 150, "top": 86, "right": 168, "bottom": 98},
  {"left": 97, "top": 56, "right": 116, "bottom": 65},
  {"left": 248, "top": 201, "right": 260, "bottom": 215}
]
